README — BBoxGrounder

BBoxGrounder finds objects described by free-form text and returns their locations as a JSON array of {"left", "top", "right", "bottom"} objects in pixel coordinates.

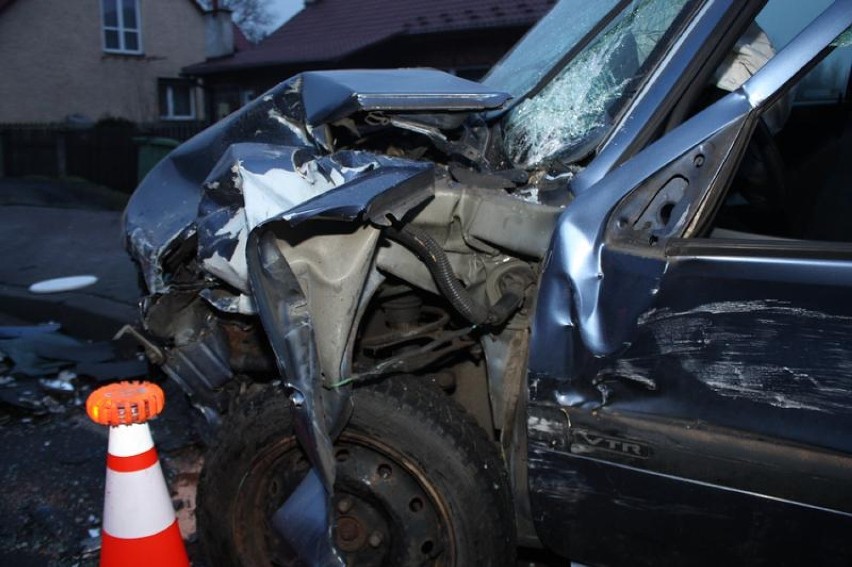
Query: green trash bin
[{"left": 135, "top": 137, "right": 180, "bottom": 183}]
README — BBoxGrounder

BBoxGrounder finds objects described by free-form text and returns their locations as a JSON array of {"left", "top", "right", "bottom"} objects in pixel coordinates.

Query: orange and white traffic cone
[{"left": 86, "top": 381, "right": 190, "bottom": 567}]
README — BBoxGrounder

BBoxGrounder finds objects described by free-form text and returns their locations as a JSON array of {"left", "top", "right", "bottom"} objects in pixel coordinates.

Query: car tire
[{"left": 197, "top": 376, "right": 516, "bottom": 566}]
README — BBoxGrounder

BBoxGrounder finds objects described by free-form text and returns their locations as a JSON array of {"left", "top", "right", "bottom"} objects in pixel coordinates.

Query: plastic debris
[
  {"left": 38, "top": 370, "right": 77, "bottom": 395},
  {"left": 0, "top": 324, "right": 146, "bottom": 418},
  {"left": 0, "top": 322, "right": 62, "bottom": 339},
  {"left": 28, "top": 275, "right": 99, "bottom": 294}
]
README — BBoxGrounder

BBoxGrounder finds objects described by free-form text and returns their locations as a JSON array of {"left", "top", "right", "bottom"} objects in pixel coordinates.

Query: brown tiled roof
[{"left": 186, "top": 0, "right": 555, "bottom": 75}]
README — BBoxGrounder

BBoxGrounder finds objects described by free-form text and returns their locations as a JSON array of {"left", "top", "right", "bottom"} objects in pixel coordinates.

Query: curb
[{"left": 0, "top": 283, "right": 138, "bottom": 341}]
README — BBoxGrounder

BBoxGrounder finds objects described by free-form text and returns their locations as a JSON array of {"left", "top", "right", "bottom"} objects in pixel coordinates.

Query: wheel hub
[
  {"left": 329, "top": 443, "right": 447, "bottom": 565},
  {"left": 335, "top": 515, "right": 368, "bottom": 552}
]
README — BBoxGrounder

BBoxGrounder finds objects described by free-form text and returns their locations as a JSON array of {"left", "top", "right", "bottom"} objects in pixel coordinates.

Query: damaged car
[{"left": 123, "top": 0, "right": 852, "bottom": 565}]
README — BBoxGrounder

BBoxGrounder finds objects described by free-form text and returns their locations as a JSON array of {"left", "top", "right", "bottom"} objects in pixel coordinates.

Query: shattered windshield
[
  {"left": 483, "top": 0, "right": 620, "bottom": 98},
  {"left": 500, "top": 0, "right": 695, "bottom": 169}
]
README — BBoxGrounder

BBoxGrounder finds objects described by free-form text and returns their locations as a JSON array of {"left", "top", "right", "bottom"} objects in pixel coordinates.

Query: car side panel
[{"left": 526, "top": 407, "right": 852, "bottom": 566}]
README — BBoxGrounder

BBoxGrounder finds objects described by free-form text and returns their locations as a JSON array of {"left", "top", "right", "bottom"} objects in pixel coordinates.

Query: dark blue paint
[
  {"left": 301, "top": 69, "right": 512, "bottom": 126},
  {"left": 527, "top": 437, "right": 852, "bottom": 566},
  {"left": 528, "top": 1, "right": 852, "bottom": 564}
]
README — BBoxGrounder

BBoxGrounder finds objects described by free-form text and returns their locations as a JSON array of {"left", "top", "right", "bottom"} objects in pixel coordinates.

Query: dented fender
[{"left": 239, "top": 155, "right": 433, "bottom": 566}]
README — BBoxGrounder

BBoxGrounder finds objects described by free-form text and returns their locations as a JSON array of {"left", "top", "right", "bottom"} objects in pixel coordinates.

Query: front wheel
[{"left": 197, "top": 377, "right": 516, "bottom": 566}]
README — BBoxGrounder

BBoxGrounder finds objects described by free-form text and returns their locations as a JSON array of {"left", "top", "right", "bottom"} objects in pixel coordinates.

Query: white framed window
[
  {"left": 102, "top": 0, "right": 142, "bottom": 54},
  {"left": 159, "top": 80, "right": 197, "bottom": 120}
]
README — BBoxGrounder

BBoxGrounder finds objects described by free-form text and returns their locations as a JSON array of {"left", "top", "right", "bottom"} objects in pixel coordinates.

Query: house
[
  {"left": 0, "top": 0, "right": 235, "bottom": 124},
  {"left": 184, "top": 0, "right": 556, "bottom": 121}
]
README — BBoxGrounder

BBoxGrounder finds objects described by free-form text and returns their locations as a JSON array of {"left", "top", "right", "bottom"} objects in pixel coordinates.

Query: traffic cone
[{"left": 86, "top": 381, "right": 190, "bottom": 567}]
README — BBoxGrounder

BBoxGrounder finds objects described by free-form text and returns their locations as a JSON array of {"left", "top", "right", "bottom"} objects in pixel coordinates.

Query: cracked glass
[{"left": 501, "top": 0, "right": 694, "bottom": 169}]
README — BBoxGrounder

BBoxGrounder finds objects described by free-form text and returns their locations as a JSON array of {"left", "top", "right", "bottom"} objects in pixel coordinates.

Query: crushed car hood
[
  {"left": 123, "top": 69, "right": 511, "bottom": 293},
  {"left": 299, "top": 69, "right": 512, "bottom": 125}
]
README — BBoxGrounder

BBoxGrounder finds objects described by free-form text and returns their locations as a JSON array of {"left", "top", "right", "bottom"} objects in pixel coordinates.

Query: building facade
[{"left": 0, "top": 0, "right": 209, "bottom": 123}]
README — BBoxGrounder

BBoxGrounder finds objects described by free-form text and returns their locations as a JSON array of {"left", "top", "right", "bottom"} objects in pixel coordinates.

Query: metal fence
[{"left": 0, "top": 121, "right": 206, "bottom": 192}]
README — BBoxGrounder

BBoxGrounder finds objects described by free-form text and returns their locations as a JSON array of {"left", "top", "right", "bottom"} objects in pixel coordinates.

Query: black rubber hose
[{"left": 384, "top": 225, "right": 490, "bottom": 325}]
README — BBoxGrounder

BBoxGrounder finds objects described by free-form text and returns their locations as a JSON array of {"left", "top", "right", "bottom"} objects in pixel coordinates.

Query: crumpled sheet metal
[
  {"left": 124, "top": 68, "right": 460, "bottom": 566},
  {"left": 227, "top": 152, "right": 431, "bottom": 566},
  {"left": 124, "top": 68, "right": 501, "bottom": 295},
  {"left": 246, "top": 228, "right": 347, "bottom": 567},
  {"left": 272, "top": 469, "right": 344, "bottom": 566},
  {"left": 124, "top": 75, "right": 314, "bottom": 294},
  {"left": 230, "top": 150, "right": 432, "bottom": 565},
  {"left": 196, "top": 143, "right": 434, "bottom": 295},
  {"left": 185, "top": 105, "right": 433, "bottom": 567},
  {"left": 246, "top": 229, "right": 343, "bottom": 489}
]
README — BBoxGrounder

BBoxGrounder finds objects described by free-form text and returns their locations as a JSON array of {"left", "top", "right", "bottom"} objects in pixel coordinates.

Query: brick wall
[{"left": 0, "top": 0, "right": 207, "bottom": 123}]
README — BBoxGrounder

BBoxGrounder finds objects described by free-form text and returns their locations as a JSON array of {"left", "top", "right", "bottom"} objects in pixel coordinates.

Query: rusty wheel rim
[{"left": 231, "top": 431, "right": 456, "bottom": 566}]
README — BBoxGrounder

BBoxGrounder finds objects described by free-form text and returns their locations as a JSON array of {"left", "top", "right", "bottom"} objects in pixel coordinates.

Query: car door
[{"left": 526, "top": 2, "right": 852, "bottom": 565}]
